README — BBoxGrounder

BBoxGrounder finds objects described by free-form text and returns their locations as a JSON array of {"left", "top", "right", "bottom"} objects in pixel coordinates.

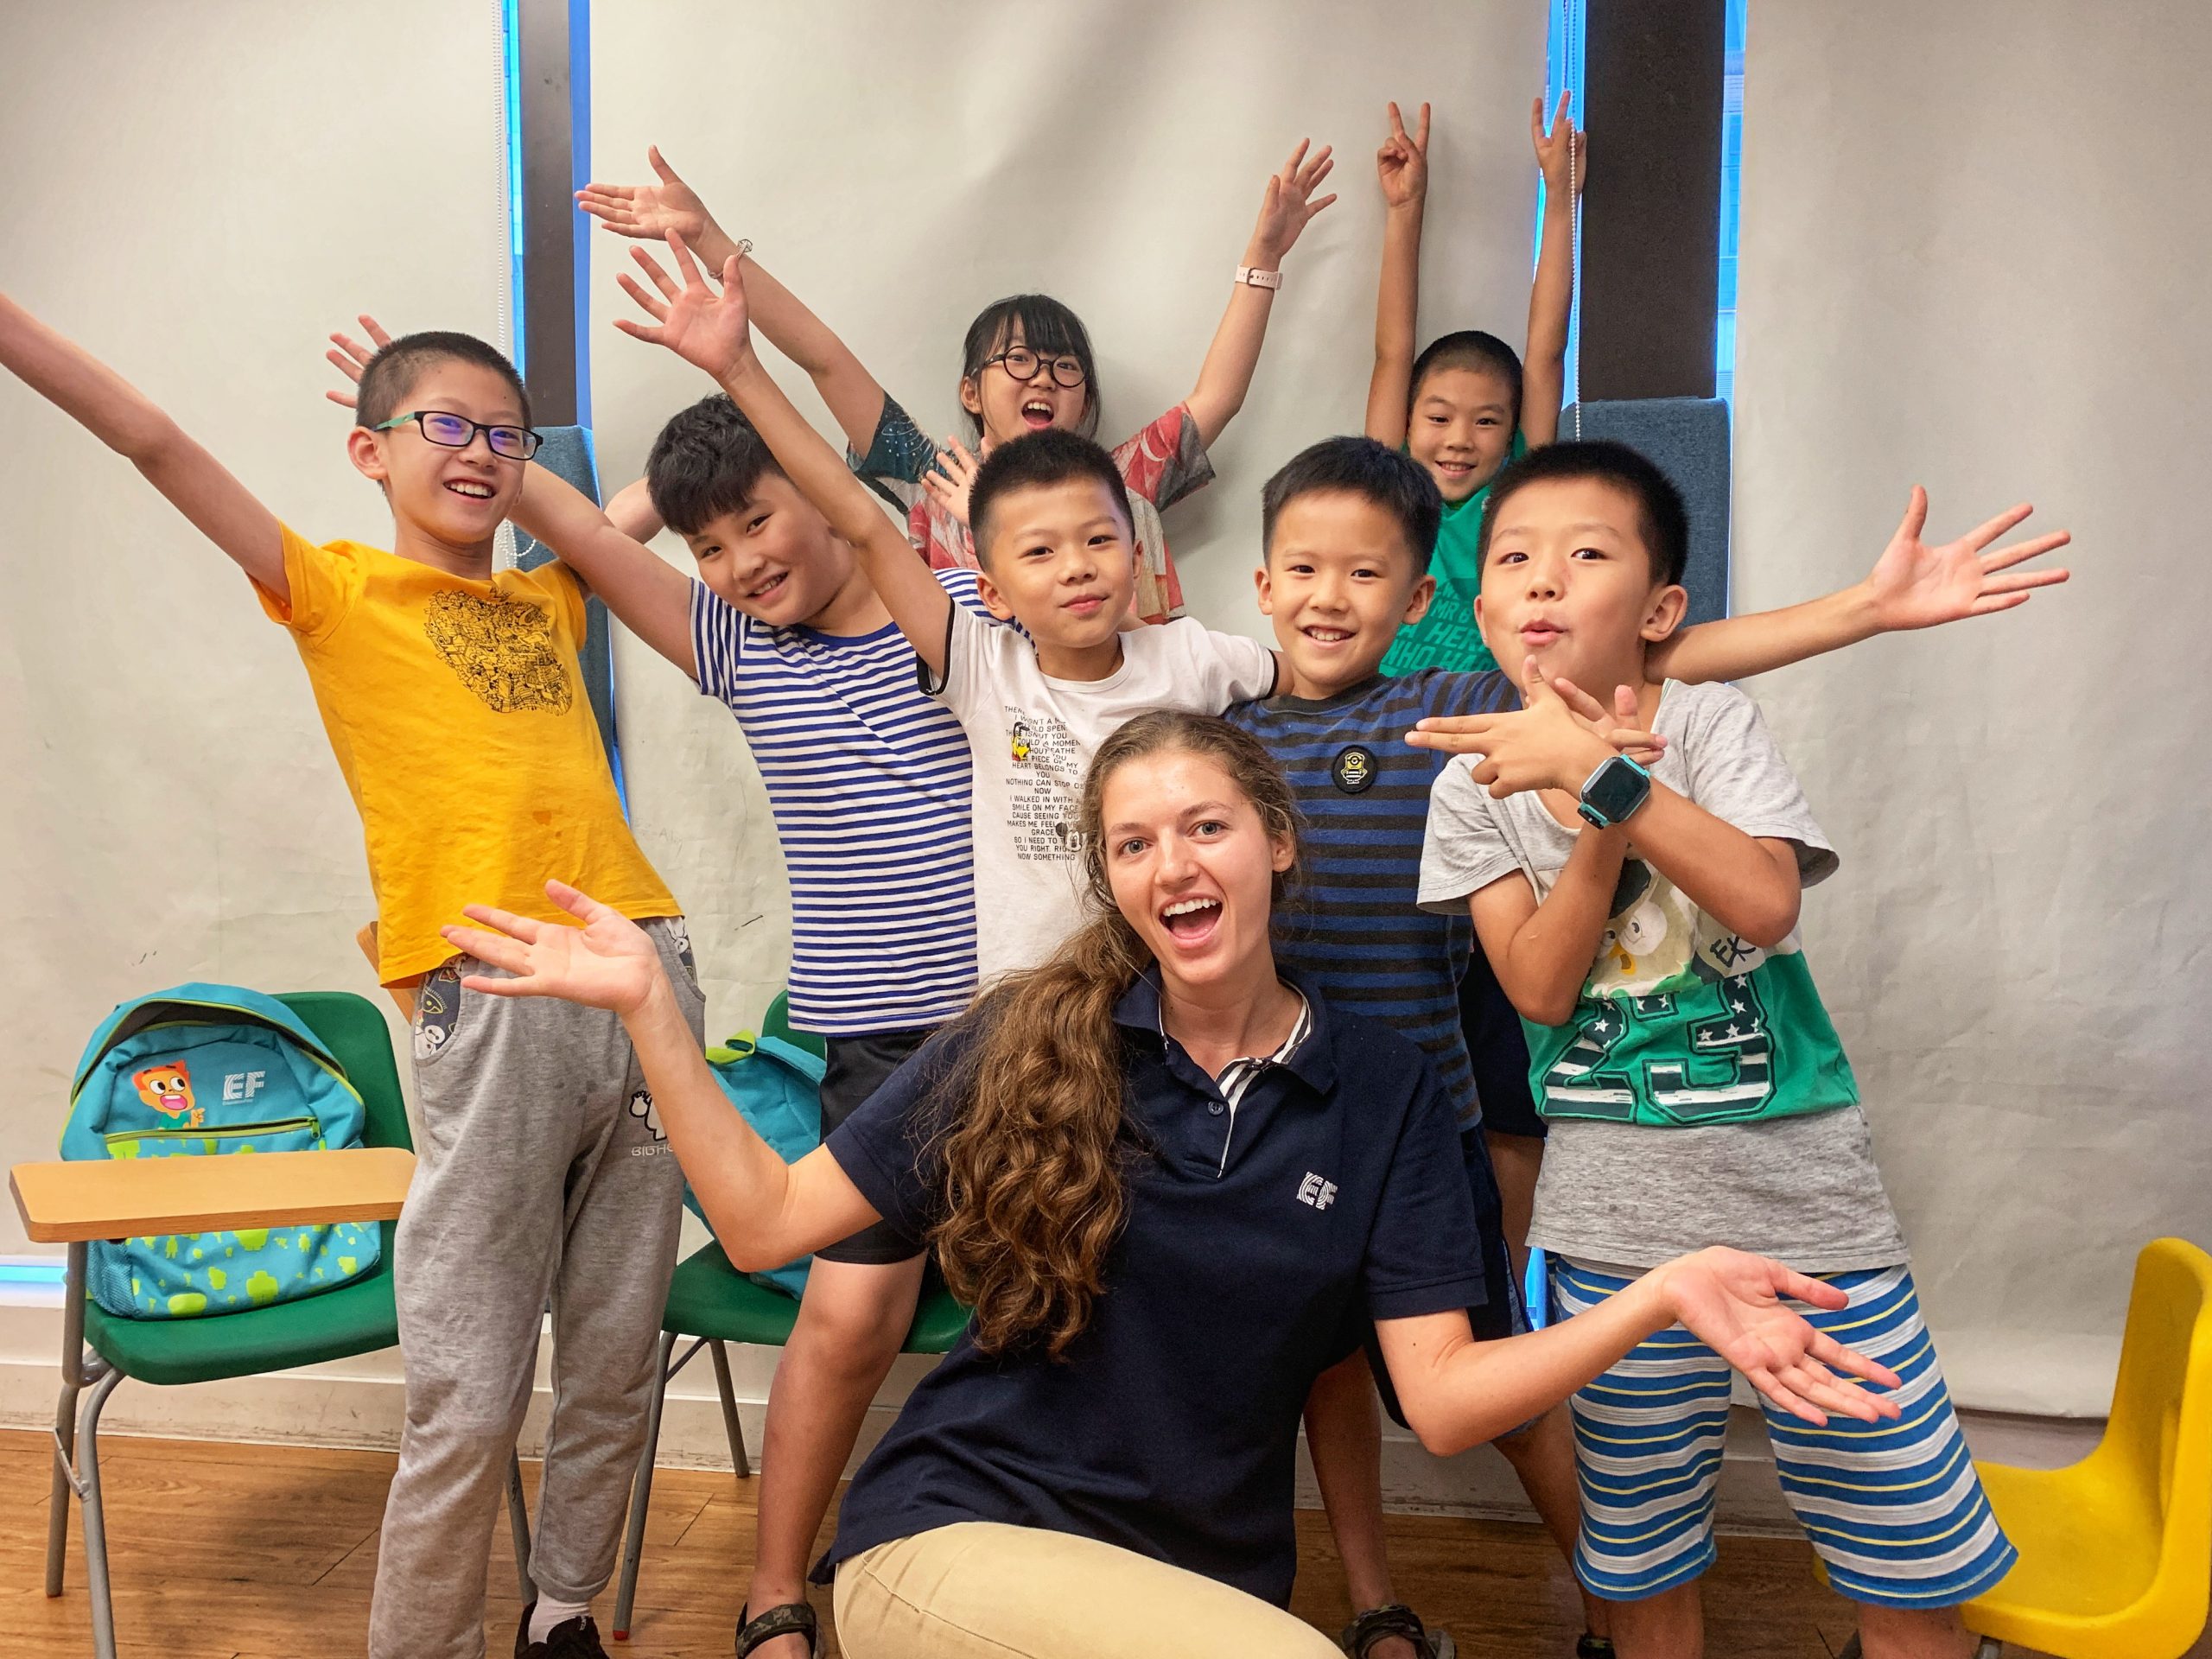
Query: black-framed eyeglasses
[
  {"left": 983, "top": 346, "right": 1088, "bottom": 389},
  {"left": 373, "top": 409, "right": 543, "bottom": 461}
]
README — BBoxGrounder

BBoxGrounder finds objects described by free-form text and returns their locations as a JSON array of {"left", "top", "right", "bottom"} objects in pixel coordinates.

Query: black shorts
[
  {"left": 814, "top": 1026, "right": 938, "bottom": 1265},
  {"left": 1363, "top": 1124, "right": 1525, "bottom": 1430},
  {"left": 1460, "top": 944, "right": 1545, "bottom": 1141}
]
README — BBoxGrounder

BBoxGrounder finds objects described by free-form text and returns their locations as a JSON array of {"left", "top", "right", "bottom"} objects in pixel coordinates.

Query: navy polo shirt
[{"left": 814, "top": 969, "right": 1490, "bottom": 1605}]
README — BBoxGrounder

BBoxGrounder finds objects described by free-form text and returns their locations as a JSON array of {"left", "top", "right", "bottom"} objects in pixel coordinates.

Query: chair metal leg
[
  {"left": 78, "top": 1364, "right": 126, "bottom": 1659},
  {"left": 709, "top": 1340, "right": 751, "bottom": 1480},
  {"left": 45, "top": 1241, "right": 90, "bottom": 1599},
  {"left": 1972, "top": 1641, "right": 2001, "bottom": 1658},
  {"left": 612, "top": 1331, "right": 677, "bottom": 1643},
  {"left": 506, "top": 1449, "right": 534, "bottom": 1602}
]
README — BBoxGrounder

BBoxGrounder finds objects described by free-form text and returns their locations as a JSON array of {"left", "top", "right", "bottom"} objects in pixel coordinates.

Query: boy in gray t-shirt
[{"left": 1412, "top": 442, "right": 2018, "bottom": 1651}]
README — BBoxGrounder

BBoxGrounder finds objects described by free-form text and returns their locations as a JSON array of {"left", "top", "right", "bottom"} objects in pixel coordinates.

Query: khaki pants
[{"left": 833, "top": 1522, "right": 1340, "bottom": 1657}]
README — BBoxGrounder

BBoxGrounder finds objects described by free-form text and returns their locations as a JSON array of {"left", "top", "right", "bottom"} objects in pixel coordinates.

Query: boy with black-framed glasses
[{"left": 0, "top": 293, "right": 699, "bottom": 1659}]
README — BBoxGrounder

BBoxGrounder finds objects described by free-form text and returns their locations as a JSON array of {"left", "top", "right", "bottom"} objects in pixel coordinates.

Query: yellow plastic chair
[{"left": 1836, "top": 1236, "right": 2210, "bottom": 1659}]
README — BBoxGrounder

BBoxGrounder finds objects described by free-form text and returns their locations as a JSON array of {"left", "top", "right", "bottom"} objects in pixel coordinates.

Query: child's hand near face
[
  {"left": 323, "top": 314, "right": 393, "bottom": 408},
  {"left": 1415, "top": 661, "right": 1660, "bottom": 796},
  {"left": 920, "top": 438, "right": 982, "bottom": 528},
  {"left": 1531, "top": 91, "right": 1586, "bottom": 201},
  {"left": 1376, "top": 100, "right": 1430, "bottom": 213},
  {"left": 614, "top": 234, "right": 756, "bottom": 380}
]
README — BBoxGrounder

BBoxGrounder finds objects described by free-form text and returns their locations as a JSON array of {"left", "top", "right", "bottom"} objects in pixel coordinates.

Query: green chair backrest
[
  {"left": 276, "top": 991, "right": 412, "bottom": 1154},
  {"left": 762, "top": 990, "right": 826, "bottom": 1062}
]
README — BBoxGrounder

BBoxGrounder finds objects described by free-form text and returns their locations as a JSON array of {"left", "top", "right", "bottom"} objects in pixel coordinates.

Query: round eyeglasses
[
  {"left": 983, "top": 346, "right": 1088, "bottom": 390},
  {"left": 373, "top": 410, "right": 543, "bottom": 461}
]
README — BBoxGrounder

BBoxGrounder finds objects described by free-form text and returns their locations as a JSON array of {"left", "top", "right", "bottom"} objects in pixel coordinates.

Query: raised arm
[
  {"left": 1381, "top": 1247, "right": 1901, "bottom": 1455},
  {"left": 613, "top": 234, "right": 953, "bottom": 677},
  {"left": 1, "top": 290, "right": 285, "bottom": 599},
  {"left": 576, "top": 148, "right": 890, "bottom": 451},
  {"left": 444, "top": 885, "right": 879, "bottom": 1268},
  {"left": 1364, "top": 101, "right": 1430, "bottom": 447},
  {"left": 1183, "top": 140, "right": 1339, "bottom": 449},
  {"left": 1648, "top": 487, "right": 2072, "bottom": 683},
  {"left": 1521, "top": 92, "right": 1585, "bottom": 448}
]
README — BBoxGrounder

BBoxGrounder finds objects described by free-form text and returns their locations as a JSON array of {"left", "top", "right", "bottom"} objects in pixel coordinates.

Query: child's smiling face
[
  {"left": 1255, "top": 489, "right": 1434, "bottom": 699},
  {"left": 681, "top": 470, "right": 855, "bottom": 627},
  {"left": 960, "top": 319, "right": 1092, "bottom": 450},
  {"left": 974, "top": 474, "right": 1136, "bottom": 658},
  {"left": 1406, "top": 365, "right": 1516, "bottom": 504},
  {"left": 353, "top": 359, "right": 529, "bottom": 546}
]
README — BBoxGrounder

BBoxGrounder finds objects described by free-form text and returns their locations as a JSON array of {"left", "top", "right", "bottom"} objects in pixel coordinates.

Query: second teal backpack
[
  {"left": 693, "top": 1031, "right": 825, "bottom": 1300},
  {"left": 61, "top": 984, "right": 381, "bottom": 1319}
]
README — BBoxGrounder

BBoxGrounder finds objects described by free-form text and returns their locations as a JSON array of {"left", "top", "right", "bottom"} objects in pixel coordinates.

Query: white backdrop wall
[
  {"left": 0, "top": 2, "right": 511, "bottom": 1254},
  {"left": 591, "top": 0, "right": 1548, "bottom": 1038},
  {"left": 1734, "top": 2, "right": 2212, "bottom": 1413}
]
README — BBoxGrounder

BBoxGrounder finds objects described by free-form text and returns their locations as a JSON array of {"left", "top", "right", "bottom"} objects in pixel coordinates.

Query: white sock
[{"left": 529, "top": 1597, "right": 592, "bottom": 1644}]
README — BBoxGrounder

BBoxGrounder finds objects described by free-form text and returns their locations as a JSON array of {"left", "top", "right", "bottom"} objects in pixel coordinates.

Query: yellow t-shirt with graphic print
[{"left": 257, "top": 525, "right": 677, "bottom": 984}]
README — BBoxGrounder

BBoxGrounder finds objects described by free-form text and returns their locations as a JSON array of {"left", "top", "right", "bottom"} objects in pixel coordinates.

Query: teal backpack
[
  {"left": 693, "top": 1030, "right": 824, "bottom": 1300},
  {"left": 61, "top": 983, "right": 381, "bottom": 1319}
]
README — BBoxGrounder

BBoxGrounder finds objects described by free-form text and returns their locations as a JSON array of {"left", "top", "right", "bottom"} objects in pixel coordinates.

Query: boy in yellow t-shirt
[{"left": 0, "top": 292, "right": 698, "bottom": 1659}]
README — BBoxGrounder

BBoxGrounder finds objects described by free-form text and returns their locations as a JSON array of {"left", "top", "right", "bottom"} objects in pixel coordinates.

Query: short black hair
[
  {"left": 960, "top": 294, "right": 1101, "bottom": 440},
  {"left": 643, "top": 393, "right": 786, "bottom": 537},
  {"left": 1408, "top": 329, "right": 1524, "bottom": 430},
  {"left": 1260, "top": 436, "right": 1442, "bottom": 569},
  {"left": 1478, "top": 440, "right": 1690, "bottom": 588},
  {"left": 968, "top": 429, "right": 1135, "bottom": 563},
  {"left": 354, "top": 331, "right": 531, "bottom": 431}
]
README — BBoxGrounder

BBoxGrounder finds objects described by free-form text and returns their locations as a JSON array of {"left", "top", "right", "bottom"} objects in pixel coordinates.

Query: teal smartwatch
[{"left": 1576, "top": 753, "right": 1652, "bottom": 829}]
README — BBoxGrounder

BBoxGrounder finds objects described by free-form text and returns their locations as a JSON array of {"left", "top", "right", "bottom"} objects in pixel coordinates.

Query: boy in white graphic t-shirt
[{"left": 614, "top": 232, "right": 1281, "bottom": 981}]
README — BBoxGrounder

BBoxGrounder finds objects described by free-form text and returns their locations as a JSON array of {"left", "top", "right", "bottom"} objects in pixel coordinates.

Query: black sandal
[
  {"left": 1340, "top": 1603, "right": 1456, "bottom": 1659},
  {"left": 734, "top": 1600, "right": 818, "bottom": 1657}
]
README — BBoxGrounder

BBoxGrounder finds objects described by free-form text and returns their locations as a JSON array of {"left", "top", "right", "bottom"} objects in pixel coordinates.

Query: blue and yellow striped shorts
[{"left": 1551, "top": 1259, "right": 2018, "bottom": 1607}]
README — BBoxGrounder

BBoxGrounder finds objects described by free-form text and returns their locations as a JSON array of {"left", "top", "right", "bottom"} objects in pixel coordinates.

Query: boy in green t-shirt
[{"left": 1416, "top": 442, "right": 2019, "bottom": 1657}]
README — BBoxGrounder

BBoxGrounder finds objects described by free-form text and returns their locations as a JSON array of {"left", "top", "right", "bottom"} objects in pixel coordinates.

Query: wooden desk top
[{"left": 9, "top": 1147, "right": 416, "bottom": 1244}]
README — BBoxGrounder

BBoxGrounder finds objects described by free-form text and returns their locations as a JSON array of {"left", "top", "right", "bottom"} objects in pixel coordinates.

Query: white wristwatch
[{"left": 1235, "top": 264, "right": 1282, "bottom": 290}]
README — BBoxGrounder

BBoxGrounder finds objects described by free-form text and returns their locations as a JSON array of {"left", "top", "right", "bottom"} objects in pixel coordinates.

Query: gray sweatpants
[{"left": 368, "top": 917, "right": 702, "bottom": 1659}]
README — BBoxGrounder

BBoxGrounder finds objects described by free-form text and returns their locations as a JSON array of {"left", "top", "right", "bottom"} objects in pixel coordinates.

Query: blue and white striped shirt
[{"left": 691, "top": 569, "right": 990, "bottom": 1034}]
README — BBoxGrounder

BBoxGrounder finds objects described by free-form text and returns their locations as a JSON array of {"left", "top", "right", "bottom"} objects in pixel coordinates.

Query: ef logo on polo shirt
[
  {"left": 1297, "top": 1172, "right": 1338, "bottom": 1211},
  {"left": 1330, "top": 745, "right": 1377, "bottom": 794}
]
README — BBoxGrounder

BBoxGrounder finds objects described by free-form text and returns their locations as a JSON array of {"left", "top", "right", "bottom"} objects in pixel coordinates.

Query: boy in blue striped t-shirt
[
  {"left": 422, "top": 382, "right": 992, "bottom": 1659},
  {"left": 1228, "top": 435, "right": 2069, "bottom": 1658}
]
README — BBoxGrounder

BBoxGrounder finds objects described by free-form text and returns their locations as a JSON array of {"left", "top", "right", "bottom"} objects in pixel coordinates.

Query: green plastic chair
[
  {"left": 45, "top": 991, "right": 531, "bottom": 1659},
  {"left": 609, "top": 993, "right": 969, "bottom": 1641}
]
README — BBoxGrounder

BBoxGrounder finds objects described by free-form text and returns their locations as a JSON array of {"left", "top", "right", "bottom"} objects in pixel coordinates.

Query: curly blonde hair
[{"left": 931, "top": 711, "right": 1304, "bottom": 1358}]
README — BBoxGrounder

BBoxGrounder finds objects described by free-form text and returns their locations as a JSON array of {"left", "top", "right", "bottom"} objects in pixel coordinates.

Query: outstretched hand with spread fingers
[
  {"left": 1251, "top": 139, "right": 1338, "bottom": 264},
  {"left": 441, "top": 881, "right": 665, "bottom": 1017},
  {"left": 613, "top": 232, "right": 753, "bottom": 380},
  {"left": 1653, "top": 1248, "right": 1903, "bottom": 1426},
  {"left": 323, "top": 314, "right": 395, "bottom": 408},
  {"left": 920, "top": 438, "right": 982, "bottom": 528},
  {"left": 575, "top": 145, "right": 718, "bottom": 249},
  {"left": 1863, "top": 487, "right": 2072, "bottom": 630}
]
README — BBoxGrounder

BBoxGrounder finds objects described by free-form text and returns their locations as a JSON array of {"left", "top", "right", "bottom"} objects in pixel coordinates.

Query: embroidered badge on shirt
[{"left": 1331, "top": 745, "right": 1377, "bottom": 794}]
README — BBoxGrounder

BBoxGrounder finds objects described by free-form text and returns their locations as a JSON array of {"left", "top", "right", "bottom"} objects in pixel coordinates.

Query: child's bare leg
[
  {"left": 744, "top": 1255, "right": 926, "bottom": 1658},
  {"left": 1304, "top": 1351, "right": 1419, "bottom": 1659},
  {"left": 1853, "top": 1604, "right": 1974, "bottom": 1658},
  {"left": 1494, "top": 1404, "right": 1611, "bottom": 1640},
  {"left": 1605, "top": 1582, "right": 1702, "bottom": 1658},
  {"left": 1483, "top": 1128, "right": 1543, "bottom": 1281}
]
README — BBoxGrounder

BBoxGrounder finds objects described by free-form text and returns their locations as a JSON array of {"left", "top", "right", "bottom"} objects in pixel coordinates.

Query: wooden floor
[{"left": 3, "top": 1427, "right": 2192, "bottom": 1658}]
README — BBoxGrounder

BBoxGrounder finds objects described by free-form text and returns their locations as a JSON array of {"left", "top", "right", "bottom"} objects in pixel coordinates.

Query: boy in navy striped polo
[
  {"left": 469, "top": 390, "right": 994, "bottom": 1658},
  {"left": 1228, "top": 435, "right": 2071, "bottom": 1656}
]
